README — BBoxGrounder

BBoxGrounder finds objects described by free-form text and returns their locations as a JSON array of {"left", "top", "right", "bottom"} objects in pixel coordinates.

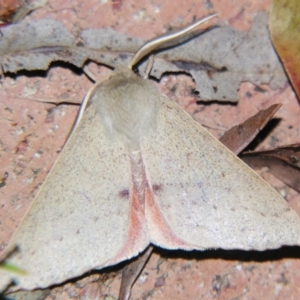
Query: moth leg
[
  {"left": 143, "top": 54, "right": 154, "bottom": 79},
  {"left": 118, "top": 246, "right": 153, "bottom": 300}
]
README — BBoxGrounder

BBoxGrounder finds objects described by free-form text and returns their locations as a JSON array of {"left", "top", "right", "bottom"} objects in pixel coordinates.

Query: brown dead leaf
[
  {"left": 241, "top": 144, "right": 300, "bottom": 193},
  {"left": 269, "top": 0, "right": 300, "bottom": 101},
  {"left": 219, "top": 104, "right": 300, "bottom": 193},
  {"left": 0, "top": 12, "right": 286, "bottom": 102},
  {"left": 151, "top": 11, "right": 286, "bottom": 101},
  {"left": 219, "top": 104, "right": 282, "bottom": 155}
]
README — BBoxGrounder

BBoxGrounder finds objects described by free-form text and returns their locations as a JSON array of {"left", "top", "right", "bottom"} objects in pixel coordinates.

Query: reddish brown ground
[{"left": 1, "top": 0, "right": 300, "bottom": 299}]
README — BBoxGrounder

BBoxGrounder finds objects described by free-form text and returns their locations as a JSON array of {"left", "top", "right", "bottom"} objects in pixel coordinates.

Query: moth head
[{"left": 92, "top": 66, "right": 159, "bottom": 149}]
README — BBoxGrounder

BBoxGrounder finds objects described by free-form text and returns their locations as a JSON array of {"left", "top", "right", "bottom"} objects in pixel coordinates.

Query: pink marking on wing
[
  {"left": 102, "top": 181, "right": 149, "bottom": 268},
  {"left": 145, "top": 186, "right": 196, "bottom": 249}
]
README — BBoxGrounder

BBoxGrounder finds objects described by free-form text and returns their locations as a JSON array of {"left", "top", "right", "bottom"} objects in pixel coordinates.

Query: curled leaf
[
  {"left": 219, "top": 104, "right": 282, "bottom": 155},
  {"left": 269, "top": 0, "right": 300, "bottom": 100}
]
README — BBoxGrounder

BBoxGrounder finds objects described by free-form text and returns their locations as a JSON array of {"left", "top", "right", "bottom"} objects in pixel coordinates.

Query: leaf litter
[{"left": 0, "top": 11, "right": 286, "bottom": 102}]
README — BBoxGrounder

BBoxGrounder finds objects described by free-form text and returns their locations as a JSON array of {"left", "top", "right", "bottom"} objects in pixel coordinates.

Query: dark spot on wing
[
  {"left": 119, "top": 189, "right": 130, "bottom": 199},
  {"left": 152, "top": 184, "right": 163, "bottom": 195}
]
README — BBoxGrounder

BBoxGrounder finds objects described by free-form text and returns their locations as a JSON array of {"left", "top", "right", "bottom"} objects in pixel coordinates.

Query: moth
[{"left": 1, "top": 15, "right": 300, "bottom": 298}]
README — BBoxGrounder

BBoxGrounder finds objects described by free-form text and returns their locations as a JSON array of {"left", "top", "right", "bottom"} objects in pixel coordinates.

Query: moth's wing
[
  {"left": 0, "top": 102, "right": 149, "bottom": 290},
  {"left": 142, "top": 97, "right": 300, "bottom": 251}
]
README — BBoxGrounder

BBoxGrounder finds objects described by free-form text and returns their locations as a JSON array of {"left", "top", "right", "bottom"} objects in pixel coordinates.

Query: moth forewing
[
  {"left": 141, "top": 97, "right": 300, "bottom": 250},
  {"left": 0, "top": 91, "right": 150, "bottom": 289}
]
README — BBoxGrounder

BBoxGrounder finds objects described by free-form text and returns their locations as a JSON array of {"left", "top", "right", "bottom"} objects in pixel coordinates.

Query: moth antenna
[{"left": 128, "top": 14, "right": 217, "bottom": 69}]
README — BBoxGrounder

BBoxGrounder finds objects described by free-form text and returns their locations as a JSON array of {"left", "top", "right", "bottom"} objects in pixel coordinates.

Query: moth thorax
[{"left": 93, "top": 66, "right": 159, "bottom": 148}]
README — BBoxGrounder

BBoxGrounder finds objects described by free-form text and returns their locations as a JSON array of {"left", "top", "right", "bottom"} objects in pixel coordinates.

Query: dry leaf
[
  {"left": 241, "top": 144, "right": 300, "bottom": 192},
  {"left": 269, "top": 0, "right": 300, "bottom": 101},
  {"left": 219, "top": 104, "right": 282, "bottom": 154},
  {"left": 0, "top": 11, "right": 286, "bottom": 102}
]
